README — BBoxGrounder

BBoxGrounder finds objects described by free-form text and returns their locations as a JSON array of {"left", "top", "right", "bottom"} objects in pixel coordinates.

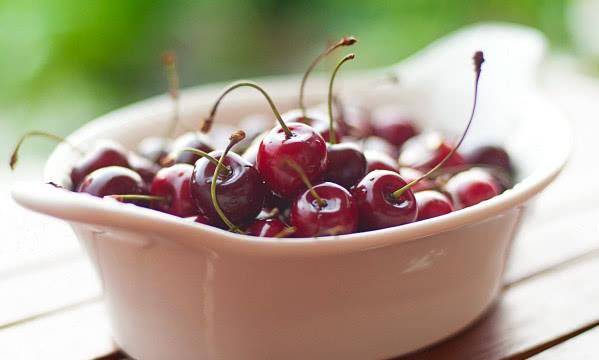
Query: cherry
[
  {"left": 311, "top": 117, "right": 344, "bottom": 143},
  {"left": 77, "top": 166, "right": 145, "bottom": 198},
  {"left": 70, "top": 140, "right": 130, "bottom": 189},
  {"left": 246, "top": 218, "right": 291, "bottom": 237},
  {"left": 444, "top": 167, "right": 500, "bottom": 209},
  {"left": 150, "top": 163, "right": 196, "bottom": 217},
  {"left": 415, "top": 190, "right": 454, "bottom": 220},
  {"left": 465, "top": 145, "right": 513, "bottom": 175},
  {"left": 352, "top": 170, "right": 417, "bottom": 230},
  {"left": 166, "top": 131, "right": 214, "bottom": 165},
  {"left": 353, "top": 51, "right": 485, "bottom": 230},
  {"left": 371, "top": 105, "right": 419, "bottom": 148},
  {"left": 322, "top": 53, "right": 366, "bottom": 189},
  {"left": 191, "top": 131, "right": 266, "bottom": 229},
  {"left": 365, "top": 150, "right": 398, "bottom": 173},
  {"left": 291, "top": 181, "right": 358, "bottom": 237},
  {"left": 399, "top": 132, "right": 466, "bottom": 171}
]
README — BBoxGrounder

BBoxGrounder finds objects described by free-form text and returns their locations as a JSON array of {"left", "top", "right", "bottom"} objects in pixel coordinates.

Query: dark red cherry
[
  {"left": 167, "top": 132, "right": 214, "bottom": 165},
  {"left": 128, "top": 152, "right": 160, "bottom": 184},
  {"left": 351, "top": 170, "right": 417, "bottom": 230},
  {"left": 399, "top": 132, "right": 466, "bottom": 171},
  {"left": 246, "top": 218, "right": 288, "bottom": 237},
  {"left": 324, "top": 142, "right": 366, "bottom": 188},
  {"left": 191, "top": 150, "right": 266, "bottom": 225},
  {"left": 77, "top": 166, "right": 145, "bottom": 198},
  {"left": 398, "top": 167, "right": 434, "bottom": 192},
  {"left": 150, "top": 164, "right": 196, "bottom": 217},
  {"left": 136, "top": 137, "right": 171, "bottom": 164},
  {"left": 415, "top": 190, "right": 454, "bottom": 220},
  {"left": 444, "top": 168, "right": 500, "bottom": 209},
  {"left": 257, "top": 122, "right": 327, "bottom": 198},
  {"left": 70, "top": 141, "right": 130, "bottom": 189},
  {"left": 290, "top": 182, "right": 358, "bottom": 237},
  {"left": 465, "top": 145, "right": 513, "bottom": 175},
  {"left": 371, "top": 105, "right": 419, "bottom": 148},
  {"left": 365, "top": 150, "right": 398, "bottom": 173}
]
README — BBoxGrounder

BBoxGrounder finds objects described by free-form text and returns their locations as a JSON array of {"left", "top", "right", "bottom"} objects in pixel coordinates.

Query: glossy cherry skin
[
  {"left": 150, "top": 164, "right": 196, "bottom": 217},
  {"left": 246, "top": 218, "right": 288, "bottom": 237},
  {"left": 257, "top": 122, "right": 327, "bottom": 198},
  {"left": 465, "top": 145, "right": 513, "bottom": 175},
  {"left": 136, "top": 136, "right": 171, "bottom": 164},
  {"left": 444, "top": 168, "right": 500, "bottom": 209},
  {"left": 399, "top": 132, "right": 465, "bottom": 171},
  {"left": 351, "top": 170, "right": 418, "bottom": 230},
  {"left": 128, "top": 152, "right": 160, "bottom": 184},
  {"left": 371, "top": 105, "right": 419, "bottom": 148},
  {"left": 324, "top": 143, "right": 366, "bottom": 189},
  {"left": 167, "top": 132, "right": 214, "bottom": 165},
  {"left": 191, "top": 151, "right": 266, "bottom": 225},
  {"left": 77, "top": 166, "right": 145, "bottom": 198},
  {"left": 365, "top": 150, "right": 398, "bottom": 173},
  {"left": 290, "top": 182, "right": 358, "bottom": 237},
  {"left": 70, "top": 141, "right": 130, "bottom": 189},
  {"left": 398, "top": 167, "right": 434, "bottom": 192},
  {"left": 415, "top": 190, "right": 454, "bottom": 220}
]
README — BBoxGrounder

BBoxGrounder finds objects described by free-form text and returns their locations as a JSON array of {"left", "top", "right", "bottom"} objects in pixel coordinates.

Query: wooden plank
[
  {"left": 529, "top": 325, "right": 599, "bottom": 359},
  {"left": 400, "top": 255, "right": 599, "bottom": 360},
  {"left": 0, "top": 256, "right": 101, "bottom": 328},
  {"left": 0, "top": 302, "right": 115, "bottom": 360}
]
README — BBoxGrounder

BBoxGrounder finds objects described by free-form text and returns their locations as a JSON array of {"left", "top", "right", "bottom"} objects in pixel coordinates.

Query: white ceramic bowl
[{"left": 12, "top": 24, "right": 570, "bottom": 360}]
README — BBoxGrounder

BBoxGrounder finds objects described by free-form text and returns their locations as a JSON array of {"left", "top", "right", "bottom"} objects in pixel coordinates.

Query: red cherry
[
  {"left": 371, "top": 105, "right": 419, "bottom": 148},
  {"left": 445, "top": 168, "right": 500, "bottom": 208},
  {"left": 257, "top": 122, "right": 327, "bottom": 198},
  {"left": 465, "top": 145, "right": 513, "bottom": 175},
  {"left": 191, "top": 150, "right": 266, "bottom": 226},
  {"left": 324, "top": 142, "right": 366, "bottom": 188},
  {"left": 167, "top": 132, "right": 214, "bottom": 165},
  {"left": 352, "top": 170, "right": 418, "bottom": 230},
  {"left": 291, "top": 182, "right": 358, "bottom": 237},
  {"left": 415, "top": 190, "right": 454, "bottom": 220},
  {"left": 246, "top": 218, "right": 288, "bottom": 237},
  {"left": 311, "top": 118, "right": 344, "bottom": 143},
  {"left": 70, "top": 141, "right": 130, "bottom": 189},
  {"left": 150, "top": 164, "right": 196, "bottom": 217},
  {"left": 77, "top": 166, "right": 145, "bottom": 198},
  {"left": 399, "top": 132, "right": 466, "bottom": 171},
  {"left": 365, "top": 150, "right": 398, "bottom": 173}
]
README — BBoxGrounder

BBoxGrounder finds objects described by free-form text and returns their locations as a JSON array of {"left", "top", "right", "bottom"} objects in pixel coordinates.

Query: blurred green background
[{"left": 0, "top": 0, "right": 583, "bottom": 156}]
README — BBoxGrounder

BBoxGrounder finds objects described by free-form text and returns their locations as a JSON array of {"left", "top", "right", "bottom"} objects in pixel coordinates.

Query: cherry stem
[
  {"left": 9, "top": 131, "right": 84, "bottom": 170},
  {"left": 201, "top": 81, "right": 291, "bottom": 138},
  {"left": 284, "top": 158, "right": 327, "bottom": 208},
  {"left": 299, "top": 36, "right": 357, "bottom": 118},
  {"left": 210, "top": 130, "right": 246, "bottom": 233},
  {"left": 162, "top": 51, "right": 180, "bottom": 139},
  {"left": 105, "top": 194, "right": 167, "bottom": 203},
  {"left": 392, "top": 51, "right": 485, "bottom": 199},
  {"left": 274, "top": 226, "right": 296, "bottom": 238},
  {"left": 327, "top": 53, "right": 355, "bottom": 144}
]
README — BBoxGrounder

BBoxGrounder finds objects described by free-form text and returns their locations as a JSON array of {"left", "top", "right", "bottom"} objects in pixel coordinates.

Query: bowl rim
[{"left": 11, "top": 24, "right": 572, "bottom": 257}]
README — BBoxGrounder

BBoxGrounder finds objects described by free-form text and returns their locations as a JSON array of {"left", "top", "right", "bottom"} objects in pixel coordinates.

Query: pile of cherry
[{"left": 10, "top": 38, "right": 514, "bottom": 238}]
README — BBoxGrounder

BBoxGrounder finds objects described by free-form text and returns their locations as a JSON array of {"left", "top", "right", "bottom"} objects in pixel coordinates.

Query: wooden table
[{"left": 1, "top": 60, "right": 598, "bottom": 359}]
